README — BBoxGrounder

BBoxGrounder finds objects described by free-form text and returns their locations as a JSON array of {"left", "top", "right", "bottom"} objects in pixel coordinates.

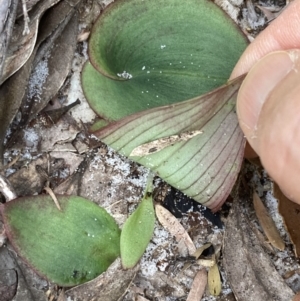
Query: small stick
[
  {"left": 0, "top": 175, "right": 17, "bottom": 201},
  {"left": 21, "top": 0, "right": 30, "bottom": 35},
  {"left": 44, "top": 186, "right": 62, "bottom": 211}
]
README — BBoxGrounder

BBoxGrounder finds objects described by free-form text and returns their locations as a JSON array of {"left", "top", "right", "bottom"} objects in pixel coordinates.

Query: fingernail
[{"left": 237, "top": 51, "right": 296, "bottom": 139}]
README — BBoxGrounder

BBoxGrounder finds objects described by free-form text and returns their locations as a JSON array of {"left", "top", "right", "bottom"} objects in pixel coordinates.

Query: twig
[
  {"left": 44, "top": 186, "right": 62, "bottom": 211},
  {"left": 21, "top": 0, "right": 30, "bottom": 35},
  {"left": 0, "top": 175, "right": 17, "bottom": 201}
]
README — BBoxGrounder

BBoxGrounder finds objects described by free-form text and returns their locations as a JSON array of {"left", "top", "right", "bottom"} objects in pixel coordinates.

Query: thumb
[{"left": 236, "top": 50, "right": 300, "bottom": 203}]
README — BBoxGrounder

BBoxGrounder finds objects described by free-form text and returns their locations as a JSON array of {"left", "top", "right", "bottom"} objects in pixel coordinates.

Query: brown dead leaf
[
  {"left": 155, "top": 204, "right": 196, "bottom": 256},
  {"left": 186, "top": 269, "right": 207, "bottom": 301},
  {"left": 0, "top": 0, "right": 81, "bottom": 158},
  {"left": 0, "top": 0, "right": 61, "bottom": 84},
  {"left": 16, "top": 0, "right": 42, "bottom": 17},
  {"left": 208, "top": 263, "right": 221, "bottom": 296},
  {"left": 274, "top": 183, "right": 300, "bottom": 257},
  {"left": 0, "top": 244, "right": 48, "bottom": 301},
  {"left": 0, "top": 39, "right": 35, "bottom": 159},
  {"left": 65, "top": 259, "right": 139, "bottom": 301},
  {"left": 192, "top": 243, "right": 212, "bottom": 259},
  {"left": 0, "top": 268, "right": 17, "bottom": 301},
  {"left": 253, "top": 191, "right": 285, "bottom": 250},
  {"left": 223, "top": 190, "right": 294, "bottom": 301},
  {"left": 0, "top": 0, "right": 18, "bottom": 79},
  {"left": 20, "top": 10, "right": 79, "bottom": 127}
]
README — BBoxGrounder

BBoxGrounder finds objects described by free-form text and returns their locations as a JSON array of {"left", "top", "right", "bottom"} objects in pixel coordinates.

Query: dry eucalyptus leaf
[
  {"left": 0, "top": 50, "right": 35, "bottom": 159},
  {"left": 192, "top": 243, "right": 212, "bottom": 259},
  {"left": 0, "top": 0, "right": 80, "bottom": 158},
  {"left": 0, "top": 268, "right": 17, "bottom": 301},
  {"left": 223, "top": 191, "right": 294, "bottom": 301},
  {"left": 0, "top": 0, "right": 18, "bottom": 78},
  {"left": 0, "top": 245, "right": 48, "bottom": 301},
  {"left": 0, "top": 0, "right": 60, "bottom": 84},
  {"left": 3, "top": 1, "right": 81, "bottom": 157},
  {"left": 197, "top": 258, "right": 215, "bottom": 268},
  {"left": 65, "top": 258, "right": 139, "bottom": 301},
  {"left": 16, "top": 0, "right": 42, "bottom": 17},
  {"left": 186, "top": 269, "right": 207, "bottom": 301},
  {"left": 274, "top": 183, "right": 300, "bottom": 257},
  {"left": 33, "top": 0, "right": 82, "bottom": 68},
  {"left": 208, "top": 263, "right": 221, "bottom": 296},
  {"left": 155, "top": 204, "right": 196, "bottom": 256},
  {"left": 7, "top": 154, "right": 49, "bottom": 196},
  {"left": 21, "top": 11, "right": 79, "bottom": 126},
  {"left": 253, "top": 191, "right": 285, "bottom": 251}
]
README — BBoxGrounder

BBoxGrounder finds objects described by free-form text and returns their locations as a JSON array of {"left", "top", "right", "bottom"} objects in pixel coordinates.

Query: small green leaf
[
  {"left": 82, "top": 0, "right": 248, "bottom": 123},
  {"left": 120, "top": 175, "right": 155, "bottom": 268},
  {"left": 0, "top": 195, "right": 120, "bottom": 286}
]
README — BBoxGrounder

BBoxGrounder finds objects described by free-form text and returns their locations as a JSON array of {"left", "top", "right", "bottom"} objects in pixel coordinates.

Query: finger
[
  {"left": 230, "top": 0, "right": 300, "bottom": 79},
  {"left": 238, "top": 50, "right": 300, "bottom": 204}
]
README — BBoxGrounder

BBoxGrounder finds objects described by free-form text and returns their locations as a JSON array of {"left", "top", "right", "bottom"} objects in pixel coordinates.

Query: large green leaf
[
  {"left": 0, "top": 195, "right": 120, "bottom": 286},
  {"left": 95, "top": 76, "right": 246, "bottom": 211},
  {"left": 82, "top": 0, "right": 248, "bottom": 122}
]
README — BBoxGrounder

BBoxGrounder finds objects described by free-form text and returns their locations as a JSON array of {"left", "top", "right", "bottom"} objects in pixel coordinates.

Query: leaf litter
[{"left": 1, "top": 0, "right": 299, "bottom": 300}]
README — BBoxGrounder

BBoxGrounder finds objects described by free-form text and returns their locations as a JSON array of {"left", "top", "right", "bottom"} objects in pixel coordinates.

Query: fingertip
[{"left": 236, "top": 51, "right": 295, "bottom": 152}]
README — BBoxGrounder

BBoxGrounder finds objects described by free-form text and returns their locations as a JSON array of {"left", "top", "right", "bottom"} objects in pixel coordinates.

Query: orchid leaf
[
  {"left": 120, "top": 175, "right": 155, "bottom": 268},
  {"left": 85, "top": 0, "right": 248, "bottom": 210},
  {"left": 82, "top": 0, "right": 248, "bottom": 123},
  {"left": 95, "top": 76, "right": 245, "bottom": 211},
  {"left": 0, "top": 195, "right": 120, "bottom": 286}
]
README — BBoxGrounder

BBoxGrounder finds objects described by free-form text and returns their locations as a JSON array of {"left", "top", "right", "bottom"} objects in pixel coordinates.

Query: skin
[{"left": 229, "top": 0, "right": 300, "bottom": 204}]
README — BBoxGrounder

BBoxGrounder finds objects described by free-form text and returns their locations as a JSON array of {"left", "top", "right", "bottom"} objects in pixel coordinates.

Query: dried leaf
[
  {"left": 274, "top": 183, "right": 300, "bottom": 257},
  {"left": 20, "top": 10, "right": 79, "bottom": 127},
  {"left": 253, "top": 191, "right": 285, "bottom": 251},
  {"left": 223, "top": 191, "right": 294, "bottom": 300},
  {"left": 0, "top": 245, "right": 48, "bottom": 301},
  {"left": 0, "top": 52, "right": 35, "bottom": 159},
  {"left": 186, "top": 269, "right": 207, "bottom": 301},
  {"left": 0, "top": 0, "right": 81, "bottom": 158},
  {"left": 155, "top": 204, "right": 196, "bottom": 256},
  {"left": 16, "top": 0, "right": 42, "bottom": 17},
  {"left": 192, "top": 243, "right": 212, "bottom": 259},
  {"left": 0, "top": 268, "right": 17, "bottom": 301},
  {"left": 0, "top": 0, "right": 60, "bottom": 84},
  {"left": 0, "top": 0, "right": 18, "bottom": 79},
  {"left": 197, "top": 258, "right": 216, "bottom": 268},
  {"left": 208, "top": 263, "right": 221, "bottom": 296}
]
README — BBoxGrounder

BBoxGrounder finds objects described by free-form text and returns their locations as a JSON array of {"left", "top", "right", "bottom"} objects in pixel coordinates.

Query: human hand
[{"left": 230, "top": 0, "right": 300, "bottom": 203}]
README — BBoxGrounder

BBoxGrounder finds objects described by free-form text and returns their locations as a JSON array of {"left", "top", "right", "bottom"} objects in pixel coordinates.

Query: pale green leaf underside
[
  {"left": 1, "top": 195, "right": 120, "bottom": 286},
  {"left": 95, "top": 76, "right": 245, "bottom": 210},
  {"left": 83, "top": 0, "right": 248, "bottom": 122}
]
